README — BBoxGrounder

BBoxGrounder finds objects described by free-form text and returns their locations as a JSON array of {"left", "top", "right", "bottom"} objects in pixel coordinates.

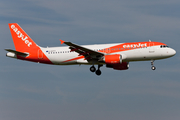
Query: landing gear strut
[
  {"left": 95, "top": 65, "right": 103, "bottom": 76},
  {"left": 90, "top": 64, "right": 103, "bottom": 76},
  {"left": 151, "top": 60, "right": 156, "bottom": 70}
]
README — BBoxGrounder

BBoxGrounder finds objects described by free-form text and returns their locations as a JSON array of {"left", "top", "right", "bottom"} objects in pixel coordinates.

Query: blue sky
[{"left": 0, "top": 0, "right": 180, "bottom": 120}]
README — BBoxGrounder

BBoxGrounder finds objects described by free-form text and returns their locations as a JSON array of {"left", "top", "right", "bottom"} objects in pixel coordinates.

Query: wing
[{"left": 60, "top": 40, "right": 105, "bottom": 61}]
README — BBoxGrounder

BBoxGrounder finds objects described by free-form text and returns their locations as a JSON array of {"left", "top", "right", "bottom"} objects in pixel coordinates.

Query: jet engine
[
  {"left": 103, "top": 54, "right": 129, "bottom": 70},
  {"left": 106, "top": 62, "right": 129, "bottom": 70},
  {"left": 103, "top": 54, "right": 122, "bottom": 64}
]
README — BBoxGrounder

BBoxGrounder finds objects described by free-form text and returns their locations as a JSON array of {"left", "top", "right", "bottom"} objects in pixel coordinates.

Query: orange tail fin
[
  {"left": 8, "top": 23, "right": 53, "bottom": 64},
  {"left": 9, "top": 23, "right": 39, "bottom": 52}
]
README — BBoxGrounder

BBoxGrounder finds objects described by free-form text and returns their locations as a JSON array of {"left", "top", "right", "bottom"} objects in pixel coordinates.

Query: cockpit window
[{"left": 160, "top": 45, "right": 169, "bottom": 48}]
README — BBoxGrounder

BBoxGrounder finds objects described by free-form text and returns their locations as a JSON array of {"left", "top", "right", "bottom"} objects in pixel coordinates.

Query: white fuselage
[{"left": 41, "top": 43, "right": 176, "bottom": 65}]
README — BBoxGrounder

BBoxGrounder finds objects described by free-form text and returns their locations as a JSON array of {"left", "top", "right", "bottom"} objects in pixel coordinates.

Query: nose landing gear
[
  {"left": 151, "top": 60, "right": 156, "bottom": 70},
  {"left": 151, "top": 66, "right": 156, "bottom": 70}
]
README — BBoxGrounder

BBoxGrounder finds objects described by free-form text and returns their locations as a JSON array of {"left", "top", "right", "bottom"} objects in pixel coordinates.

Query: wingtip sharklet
[{"left": 60, "top": 39, "right": 65, "bottom": 44}]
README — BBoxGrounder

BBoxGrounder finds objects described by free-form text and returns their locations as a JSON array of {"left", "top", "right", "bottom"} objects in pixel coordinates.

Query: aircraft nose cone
[{"left": 170, "top": 49, "right": 176, "bottom": 56}]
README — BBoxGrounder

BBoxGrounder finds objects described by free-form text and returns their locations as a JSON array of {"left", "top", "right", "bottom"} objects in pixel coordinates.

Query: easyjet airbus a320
[{"left": 5, "top": 23, "right": 176, "bottom": 75}]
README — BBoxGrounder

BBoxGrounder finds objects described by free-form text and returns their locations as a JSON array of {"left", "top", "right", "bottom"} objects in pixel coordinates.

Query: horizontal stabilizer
[{"left": 5, "top": 49, "right": 29, "bottom": 57}]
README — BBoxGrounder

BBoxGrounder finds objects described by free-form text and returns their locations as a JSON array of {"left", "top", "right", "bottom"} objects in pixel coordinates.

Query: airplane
[{"left": 5, "top": 23, "right": 176, "bottom": 76}]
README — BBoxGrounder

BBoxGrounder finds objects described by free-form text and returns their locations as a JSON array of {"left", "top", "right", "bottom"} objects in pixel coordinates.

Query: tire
[
  {"left": 95, "top": 70, "right": 101, "bottom": 76},
  {"left": 151, "top": 66, "right": 156, "bottom": 70},
  {"left": 90, "top": 66, "right": 96, "bottom": 72}
]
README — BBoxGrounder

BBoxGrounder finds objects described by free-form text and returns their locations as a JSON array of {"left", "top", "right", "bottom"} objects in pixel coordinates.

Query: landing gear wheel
[
  {"left": 151, "top": 66, "right": 156, "bottom": 70},
  {"left": 151, "top": 60, "right": 156, "bottom": 70},
  {"left": 95, "top": 69, "right": 101, "bottom": 76},
  {"left": 90, "top": 66, "right": 96, "bottom": 72}
]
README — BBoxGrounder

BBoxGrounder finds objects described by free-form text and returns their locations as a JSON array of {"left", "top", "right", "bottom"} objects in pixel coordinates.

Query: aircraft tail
[
  {"left": 7, "top": 23, "right": 53, "bottom": 64},
  {"left": 9, "top": 23, "right": 39, "bottom": 51}
]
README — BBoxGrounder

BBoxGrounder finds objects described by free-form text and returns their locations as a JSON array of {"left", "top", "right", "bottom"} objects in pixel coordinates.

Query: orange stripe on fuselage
[
  {"left": 62, "top": 56, "right": 84, "bottom": 63},
  {"left": 99, "top": 41, "right": 166, "bottom": 54},
  {"left": 61, "top": 41, "right": 166, "bottom": 63}
]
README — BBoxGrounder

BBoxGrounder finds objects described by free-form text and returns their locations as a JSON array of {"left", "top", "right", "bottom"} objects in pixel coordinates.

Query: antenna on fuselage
[{"left": 149, "top": 40, "right": 151, "bottom": 42}]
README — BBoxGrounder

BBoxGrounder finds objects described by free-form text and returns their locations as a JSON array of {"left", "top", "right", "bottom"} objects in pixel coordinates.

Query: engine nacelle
[
  {"left": 103, "top": 54, "right": 122, "bottom": 64},
  {"left": 103, "top": 54, "right": 129, "bottom": 70},
  {"left": 106, "top": 62, "right": 129, "bottom": 70}
]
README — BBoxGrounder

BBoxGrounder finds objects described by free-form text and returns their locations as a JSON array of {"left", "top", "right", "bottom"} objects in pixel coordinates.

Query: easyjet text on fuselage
[{"left": 123, "top": 43, "right": 147, "bottom": 48}]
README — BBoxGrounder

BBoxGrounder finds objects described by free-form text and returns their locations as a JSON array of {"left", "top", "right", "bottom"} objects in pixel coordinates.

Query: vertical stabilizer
[
  {"left": 9, "top": 23, "right": 38, "bottom": 52},
  {"left": 8, "top": 23, "right": 53, "bottom": 64}
]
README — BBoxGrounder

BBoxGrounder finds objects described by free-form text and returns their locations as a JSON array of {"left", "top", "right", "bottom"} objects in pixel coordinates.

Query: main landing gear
[
  {"left": 90, "top": 65, "right": 103, "bottom": 76},
  {"left": 151, "top": 60, "right": 156, "bottom": 70}
]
